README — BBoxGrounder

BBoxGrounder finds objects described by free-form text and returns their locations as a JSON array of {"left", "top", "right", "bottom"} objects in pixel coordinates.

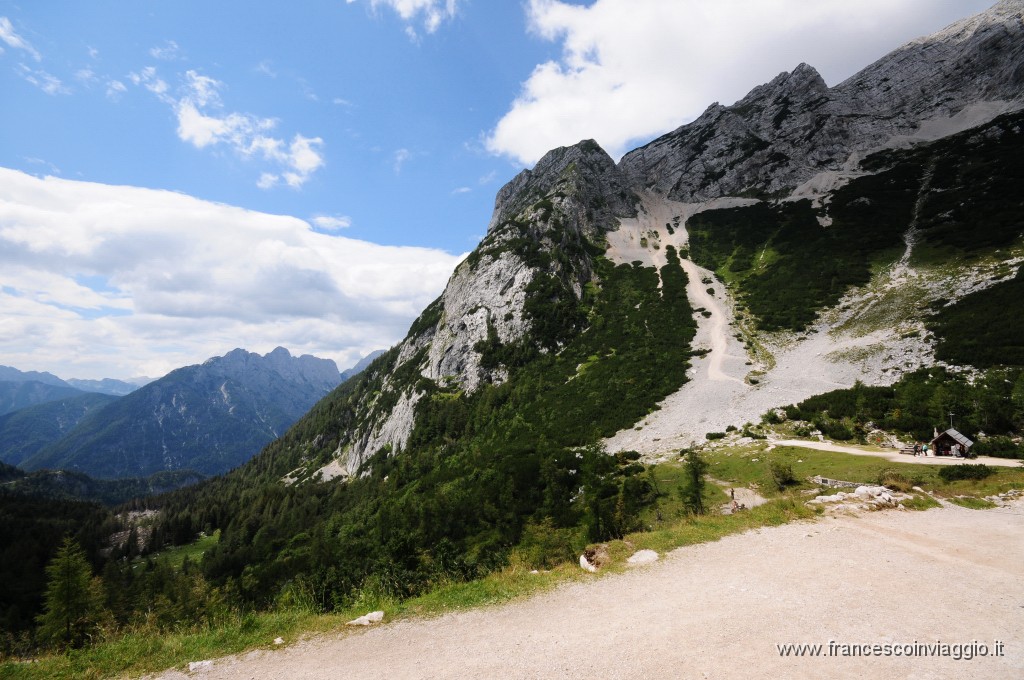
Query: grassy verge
[
  {"left": 947, "top": 496, "right": 999, "bottom": 510},
  {"left": 1, "top": 609, "right": 347, "bottom": 680},
  {"left": 2, "top": 497, "right": 813, "bottom": 679}
]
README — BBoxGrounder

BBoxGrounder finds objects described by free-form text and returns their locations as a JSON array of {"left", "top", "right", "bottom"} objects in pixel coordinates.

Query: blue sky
[{"left": 0, "top": 0, "right": 996, "bottom": 379}]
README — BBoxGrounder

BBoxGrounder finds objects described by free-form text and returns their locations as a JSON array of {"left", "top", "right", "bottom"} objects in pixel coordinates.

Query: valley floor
[{"left": 153, "top": 501, "right": 1023, "bottom": 679}]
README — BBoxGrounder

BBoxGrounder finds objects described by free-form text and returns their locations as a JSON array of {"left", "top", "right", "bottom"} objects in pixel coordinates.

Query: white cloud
[
  {"left": 393, "top": 148, "right": 411, "bottom": 173},
  {"left": 75, "top": 68, "right": 97, "bottom": 84},
  {"left": 357, "top": 0, "right": 460, "bottom": 35},
  {"left": 149, "top": 40, "right": 181, "bottom": 61},
  {"left": 183, "top": 69, "right": 221, "bottom": 106},
  {"left": 486, "top": 0, "right": 996, "bottom": 165},
  {"left": 0, "top": 16, "right": 41, "bottom": 61},
  {"left": 130, "top": 66, "right": 326, "bottom": 188},
  {"left": 311, "top": 214, "right": 353, "bottom": 231},
  {"left": 17, "top": 64, "right": 69, "bottom": 95},
  {"left": 451, "top": 186, "right": 471, "bottom": 195},
  {"left": 129, "top": 66, "right": 171, "bottom": 100},
  {"left": 256, "top": 60, "right": 277, "bottom": 78},
  {"left": 105, "top": 79, "right": 126, "bottom": 100},
  {"left": 0, "top": 167, "right": 464, "bottom": 380}
]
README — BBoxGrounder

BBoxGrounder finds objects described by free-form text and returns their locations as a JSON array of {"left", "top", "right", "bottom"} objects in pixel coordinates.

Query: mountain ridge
[
  {"left": 17, "top": 347, "right": 342, "bottom": 479},
  {"left": 619, "top": 0, "right": 1024, "bottom": 203}
]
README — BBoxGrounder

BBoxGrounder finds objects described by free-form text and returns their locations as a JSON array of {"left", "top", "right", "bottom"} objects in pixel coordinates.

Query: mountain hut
[{"left": 929, "top": 428, "right": 974, "bottom": 457}]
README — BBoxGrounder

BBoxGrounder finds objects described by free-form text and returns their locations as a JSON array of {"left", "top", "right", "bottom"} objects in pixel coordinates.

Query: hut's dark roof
[{"left": 932, "top": 428, "right": 974, "bottom": 448}]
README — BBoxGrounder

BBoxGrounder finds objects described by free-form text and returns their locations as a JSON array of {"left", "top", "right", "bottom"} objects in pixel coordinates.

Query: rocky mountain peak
[
  {"left": 488, "top": 138, "right": 635, "bottom": 235},
  {"left": 742, "top": 62, "right": 828, "bottom": 106},
  {"left": 620, "top": 0, "right": 1024, "bottom": 203},
  {"left": 202, "top": 347, "right": 339, "bottom": 388}
]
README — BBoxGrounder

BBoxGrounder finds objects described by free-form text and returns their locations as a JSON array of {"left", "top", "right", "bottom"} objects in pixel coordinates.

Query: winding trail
[
  {"left": 604, "top": 193, "right": 757, "bottom": 454},
  {"left": 679, "top": 258, "right": 744, "bottom": 385}
]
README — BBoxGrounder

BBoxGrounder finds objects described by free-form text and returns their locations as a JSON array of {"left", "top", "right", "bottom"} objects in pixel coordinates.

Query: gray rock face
[
  {"left": 620, "top": 0, "right": 1024, "bottom": 202},
  {"left": 488, "top": 140, "right": 636, "bottom": 235}
]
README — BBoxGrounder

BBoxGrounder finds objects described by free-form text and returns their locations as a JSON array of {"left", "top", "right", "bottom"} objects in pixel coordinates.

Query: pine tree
[
  {"left": 680, "top": 449, "right": 708, "bottom": 515},
  {"left": 36, "top": 537, "right": 104, "bottom": 649}
]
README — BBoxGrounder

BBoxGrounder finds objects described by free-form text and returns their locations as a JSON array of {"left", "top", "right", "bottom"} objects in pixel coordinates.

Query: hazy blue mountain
[
  {"left": 0, "top": 365, "right": 69, "bottom": 387},
  {"left": 0, "top": 380, "right": 88, "bottom": 417},
  {"left": 65, "top": 378, "right": 142, "bottom": 396},
  {"left": 20, "top": 347, "right": 341, "bottom": 479}
]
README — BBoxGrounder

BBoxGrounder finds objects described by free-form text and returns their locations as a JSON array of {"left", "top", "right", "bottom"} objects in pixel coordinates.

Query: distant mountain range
[
  {"left": 65, "top": 377, "right": 145, "bottom": 396},
  {"left": 0, "top": 348, "right": 378, "bottom": 480},
  {"left": 0, "top": 365, "right": 146, "bottom": 417}
]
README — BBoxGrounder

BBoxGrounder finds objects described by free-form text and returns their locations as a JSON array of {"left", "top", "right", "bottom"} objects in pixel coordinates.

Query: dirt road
[{"left": 157, "top": 502, "right": 1023, "bottom": 679}]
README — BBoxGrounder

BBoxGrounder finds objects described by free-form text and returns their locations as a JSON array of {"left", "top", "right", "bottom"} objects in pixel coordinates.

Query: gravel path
[
  {"left": 156, "top": 502, "right": 1024, "bottom": 679},
  {"left": 774, "top": 439, "right": 1023, "bottom": 468}
]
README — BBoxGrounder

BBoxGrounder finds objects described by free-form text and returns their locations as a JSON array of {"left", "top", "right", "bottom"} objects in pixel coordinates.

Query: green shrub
[
  {"left": 515, "top": 519, "right": 583, "bottom": 569},
  {"left": 768, "top": 458, "right": 797, "bottom": 490},
  {"left": 971, "top": 436, "right": 1024, "bottom": 459},
  {"left": 938, "top": 464, "right": 996, "bottom": 482}
]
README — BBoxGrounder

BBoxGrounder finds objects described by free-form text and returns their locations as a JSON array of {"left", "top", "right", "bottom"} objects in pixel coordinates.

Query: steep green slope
[
  {"left": 927, "top": 268, "right": 1024, "bottom": 368},
  {"left": 160, "top": 252, "right": 697, "bottom": 607}
]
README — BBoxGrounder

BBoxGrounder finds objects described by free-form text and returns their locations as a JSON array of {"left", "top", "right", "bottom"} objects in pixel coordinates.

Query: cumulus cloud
[
  {"left": 486, "top": 0, "right": 995, "bottom": 165},
  {"left": 0, "top": 167, "right": 464, "bottom": 380},
  {"left": 130, "top": 66, "right": 326, "bottom": 188},
  {"left": 0, "top": 16, "right": 41, "bottom": 61}
]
